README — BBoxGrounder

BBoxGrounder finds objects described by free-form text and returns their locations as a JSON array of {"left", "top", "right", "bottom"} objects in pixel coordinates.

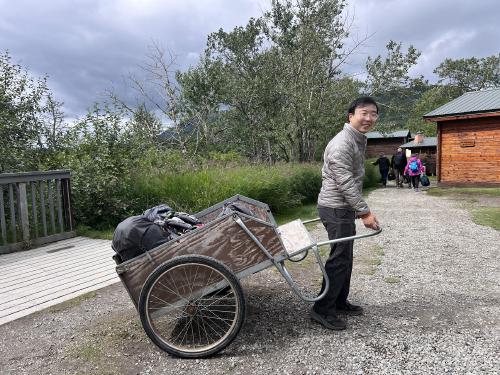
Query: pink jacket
[{"left": 404, "top": 157, "right": 423, "bottom": 176}]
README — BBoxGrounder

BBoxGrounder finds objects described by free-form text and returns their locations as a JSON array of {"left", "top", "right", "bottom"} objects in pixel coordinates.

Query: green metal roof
[
  {"left": 400, "top": 137, "right": 437, "bottom": 148},
  {"left": 424, "top": 87, "right": 500, "bottom": 118},
  {"left": 366, "top": 130, "right": 410, "bottom": 139}
]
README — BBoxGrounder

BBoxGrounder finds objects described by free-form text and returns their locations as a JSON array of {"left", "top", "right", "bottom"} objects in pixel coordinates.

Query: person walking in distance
[
  {"left": 391, "top": 148, "right": 407, "bottom": 188},
  {"left": 311, "top": 97, "right": 380, "bottom": 331},
  {"left": 372, "top": 153, "right": 391, "bottom": 187},
  {"left": 404, "top": 153, "right": 424, "bottom": 191}
]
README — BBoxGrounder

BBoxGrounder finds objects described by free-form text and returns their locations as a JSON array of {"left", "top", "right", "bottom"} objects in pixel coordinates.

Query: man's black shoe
[
  {"left": 336, "top": 301, "right": 364, "bottom": 316},
  {"left": 310, "top": 308, "right": 346, "bottom": 330}
]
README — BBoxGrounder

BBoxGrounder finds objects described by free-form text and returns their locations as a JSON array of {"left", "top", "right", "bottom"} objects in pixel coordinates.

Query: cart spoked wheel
[{"left": 138, "top": 255, "right": 245, "bottom": 358}]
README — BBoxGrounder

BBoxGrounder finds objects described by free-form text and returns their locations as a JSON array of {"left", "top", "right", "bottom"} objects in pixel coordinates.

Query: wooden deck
[{"left": 0, "top": 236, "right": 118, "bottom": 325}]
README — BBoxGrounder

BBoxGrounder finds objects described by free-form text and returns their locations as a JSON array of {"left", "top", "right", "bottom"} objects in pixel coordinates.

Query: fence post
[
  {"left": 9, "top": 184, "right": 16, "bottom": 243},
  {"left": 62, "top": 178, "right": 74, "bottom": 231},
  {"left": 0, "top": 185, "right": 6, "bottom": 245},
  {"left": 18, "top": 183, "right": 30, "bottom": 242}
]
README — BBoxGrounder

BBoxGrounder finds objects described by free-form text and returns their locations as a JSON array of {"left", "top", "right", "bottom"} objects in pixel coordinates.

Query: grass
[
  {"left": 47, "top": 291, "right": 97, "bottom": 313},
  {"left": 77, "top": 225, "right": 114, "bottom": 240},
  {"left": 274, "top": 203, "right": 318, "bottom": 225},
  {"left": 368, "top": 258, "right": 382, "bottom": 266},
  {"left": 384, "top": 276, "right": 401, "bottom": 284},
  {"left": 372, "top": 244, "right": 385, "bottom": 256},
  {"left": 472, "top": 207, "right": 500, "bottom": 231},
  {"left": 129, "top": 163, "right": 323, "bottom": 215},
  {"left": 364, "top": 267, "right": 377, "bottom": 276},
  {"left": 427, "top": 187, "right": 500, "bottom": 197},
  {"left": 426, "top": 187, "right": 500, "bottom": 231},
  {"left": 360, "top": 243, "right": 385, "bottom": 275},
  {"left": 77, "top": 344, "right": 103, "bottom": 362},
  {"left": 67, "top": 313, "right": 140, "bottom": 373}
]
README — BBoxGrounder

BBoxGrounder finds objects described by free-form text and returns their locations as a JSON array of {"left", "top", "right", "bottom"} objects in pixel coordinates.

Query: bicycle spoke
[{"left": 143, "top": 259, "right": 242, "bottom": 355}]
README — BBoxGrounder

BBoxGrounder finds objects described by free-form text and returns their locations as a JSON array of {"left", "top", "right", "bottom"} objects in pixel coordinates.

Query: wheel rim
[{"left": 144, "top": 262, "right": 239, "bottom": 353}]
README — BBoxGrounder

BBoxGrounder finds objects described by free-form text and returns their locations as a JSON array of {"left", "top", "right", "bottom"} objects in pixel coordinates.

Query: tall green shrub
[
  {"left": 127, "top": 163, "right": 321, "bottom": 215},
  {"left": 363, "top": 159, "right": 380, "bottom": 188}
]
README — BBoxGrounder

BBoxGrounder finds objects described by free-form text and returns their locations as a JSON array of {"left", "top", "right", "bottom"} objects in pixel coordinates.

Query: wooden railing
[{"left": 0, "top": 170, "right": 76, "bottom": 254}]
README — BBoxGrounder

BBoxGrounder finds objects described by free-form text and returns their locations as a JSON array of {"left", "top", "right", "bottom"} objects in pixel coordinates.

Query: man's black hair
[{"left": 347, "top": 96, "right": 379, "bottom": 121}]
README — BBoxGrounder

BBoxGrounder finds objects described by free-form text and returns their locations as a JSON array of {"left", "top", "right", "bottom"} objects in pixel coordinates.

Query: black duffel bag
[
  {"left": 112, "top": 215, "right": 177, "bottom": 264},
  {"left": 420, "top": 174, "right": 430, "bottom": 187}
]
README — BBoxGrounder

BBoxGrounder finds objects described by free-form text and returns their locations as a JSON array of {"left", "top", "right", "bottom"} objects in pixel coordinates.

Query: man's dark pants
[
  {"left": 380, "top": 168, "right": 389, "bottom": 186},
  {"left": 313, "top": 206, "right": 356, "bottom": 315}
]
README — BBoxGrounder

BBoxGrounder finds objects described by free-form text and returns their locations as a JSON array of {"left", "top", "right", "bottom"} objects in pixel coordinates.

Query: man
[
  {"left": 372, "top": 153, "right": 391, "bottom": 187},
  {"left": 390, "top": 147, "right": 407, "bottom": 188},
  {"left": 311, "top": 96, "right": 380, "bottom": 331}
]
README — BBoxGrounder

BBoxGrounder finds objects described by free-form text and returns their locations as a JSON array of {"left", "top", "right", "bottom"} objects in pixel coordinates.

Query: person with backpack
[
  {"left": 404, "top": 153, "right": 424, "bottom": 191},
  {"left": 372, "top": 153, "right": 391, "bottom": 187},
  {"left": 390, "top": 148, "right": 407, "bottom": 188}
]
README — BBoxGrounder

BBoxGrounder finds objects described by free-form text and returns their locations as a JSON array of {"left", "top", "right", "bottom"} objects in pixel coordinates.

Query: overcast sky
[{"left": 1, "top": 0, "right": 499, "bottom": 118}]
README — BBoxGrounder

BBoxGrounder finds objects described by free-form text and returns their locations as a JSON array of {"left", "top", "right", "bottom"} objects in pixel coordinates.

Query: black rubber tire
[{"left": 138, "top": 255, "right": 245, "bottom": 358}]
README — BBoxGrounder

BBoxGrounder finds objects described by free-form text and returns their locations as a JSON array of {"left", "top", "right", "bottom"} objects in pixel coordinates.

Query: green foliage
[
  {"left": 79, "top": 160, "right": 377, "bottom": 230},
  {"left": 363, "top": 159, "right": 380, "bottom": 188},
  {"left": 208, "top": 151, "right": 243, "bottom": 163},
  {"left": 434, "top": 54, "right": 500, "bottom": 92},
  {"left": 0, "top": 50, "right": 66, "bottom": 172},
  {"left": 63, "top": 104, "right": 137, "bottom": 229},
  {"left": 288, "top": 165, "right": 323, "bottom": 203},
  {"left": 178, "top": 0, "right": 354, "bottom": 162},
  {"left": 366, "top": 41, "right": 422, "bottom": 96},
  {"left": 127, "top": 163, "right": 322, "bottom": 216},
  {"left": 365, "top": 41, "right": 430, "bottom": 130},
  {"left": 274, "top": 203, "right": 318, "bottom": 225},
  {"left": 404, "top": 85, "right": 461, "bottom": 136},
  {"left": 76, "top": 225, "right": 114, "bottom": 240}
]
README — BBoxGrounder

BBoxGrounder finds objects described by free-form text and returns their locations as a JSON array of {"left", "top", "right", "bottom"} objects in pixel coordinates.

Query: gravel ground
[{"left": 1, "top": 185, "right": 499, "bottom": 375}]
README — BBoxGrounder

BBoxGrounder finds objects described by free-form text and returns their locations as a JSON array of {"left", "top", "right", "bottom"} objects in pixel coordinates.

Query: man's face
[{"left": 348, "top": 104, "right": 378, "bottom": 133}]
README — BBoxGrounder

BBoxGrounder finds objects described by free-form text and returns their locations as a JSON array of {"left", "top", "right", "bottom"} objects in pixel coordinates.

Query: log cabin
[
  {"left": 423, "top": 88, "right": 500, "bottom": 186},
  {"left": 365, "top": 130, "right": 411, "bottom": 158},
  {"left": 400, "top": 133, "right": 437, "bottom": 175}
]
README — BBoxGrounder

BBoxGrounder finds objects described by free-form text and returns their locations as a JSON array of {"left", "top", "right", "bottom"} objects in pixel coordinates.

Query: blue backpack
[{"left": 409, "top": 160, "right": 419, "bottom": 172}]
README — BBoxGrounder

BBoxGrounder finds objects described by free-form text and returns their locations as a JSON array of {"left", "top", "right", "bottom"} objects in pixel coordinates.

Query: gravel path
[{"left": 1, "top": 186, "right": 499, "bottom": 374}]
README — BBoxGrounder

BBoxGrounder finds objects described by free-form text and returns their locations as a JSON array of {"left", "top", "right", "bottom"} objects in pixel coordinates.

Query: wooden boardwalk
[{"left": 0, "top": 236, "right": 119, "bottom": 325}]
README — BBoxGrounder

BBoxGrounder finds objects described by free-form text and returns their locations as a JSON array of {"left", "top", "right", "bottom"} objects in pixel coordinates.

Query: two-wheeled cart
[{"left": 115, "top": 195, "right": 381, "bottom": 358}]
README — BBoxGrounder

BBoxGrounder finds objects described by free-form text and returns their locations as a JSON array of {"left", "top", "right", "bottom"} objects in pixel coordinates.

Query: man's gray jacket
[{"left": 317, "top": 123, "right": 370, "bottom": 216}]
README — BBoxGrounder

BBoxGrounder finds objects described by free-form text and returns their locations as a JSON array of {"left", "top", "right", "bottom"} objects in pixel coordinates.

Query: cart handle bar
[
  {"left": 234, "top": 215, "right": 382, "bottom": 303},
  {"left": 280, "top": 225, "right": 382, "bottom": 302},
  {"left": 316, "top": 227, "right": 382, "bottom": 248}
]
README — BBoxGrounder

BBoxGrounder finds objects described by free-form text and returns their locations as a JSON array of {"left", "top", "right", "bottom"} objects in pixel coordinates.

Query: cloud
[
  {"left": 0, "top": 0, "right": 268, "bottom": 116},
  {"left": 0, "top": 0, "right": 498, "bottom": 117},
  {"left": 345, "top": 0, "right": 499, "bottom": 79}
]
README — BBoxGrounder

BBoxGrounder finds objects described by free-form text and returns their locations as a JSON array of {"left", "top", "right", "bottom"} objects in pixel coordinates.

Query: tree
[
  {"left": 364, "top": 41, "right": 427, "bottom": 131},
  {"left": 110, "top": 43, "right": 200, "bottom": 155},
  {"left": 63, "top": 103, "right": 136, "bottom": 227},
  {"left": 0, "top": 50, "right": 66, "bottom": 172},
  {"left": 177, "top": 55, "right": 228, "bottom": 152},
  {"left": 434, "top": 54, "right": 500, "bottom": 92},
  {"left": 403, "top": 54, "right": 500, "bottom": 136},
  {"left": 180, "top": 0, "right": 360, "bottom": 162},
  {"left": 404, "top": 85, "right": 462, "bottom": 136}
]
